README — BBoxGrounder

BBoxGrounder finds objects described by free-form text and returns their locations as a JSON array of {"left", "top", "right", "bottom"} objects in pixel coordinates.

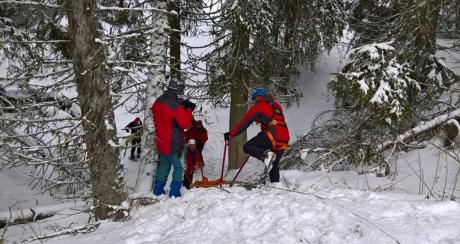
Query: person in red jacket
[
  {"left": 194, "top": 120, "right": 208, "bottom": 153},
  {"left": 152, "top": 78, "right": 194, "bottom": 198},
  {"left": 185, "top": 119, "right": 208, "bottom": 154},
  {"left": 224, "top": 88, "right": 289, "bottom": 183},
  {"left": 183, "top": 139, "right": 204, "bottom": 189}
]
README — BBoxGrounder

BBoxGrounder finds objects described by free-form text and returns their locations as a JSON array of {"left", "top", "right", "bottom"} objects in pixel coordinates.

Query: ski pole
[
  {"left": 232, "top": 155, "right": 250, "bottom": 182},
  {"left": 220, "top": 140, "right": 228, "bottom": 187}
]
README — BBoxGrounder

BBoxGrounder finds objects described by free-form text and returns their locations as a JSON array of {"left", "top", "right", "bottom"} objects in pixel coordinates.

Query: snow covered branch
[
  {"left": 379, "top": 108, "right": 460, "bottom": 151},
  {"left": 0, "top": 0, "right": 61, "bottom": 8}
]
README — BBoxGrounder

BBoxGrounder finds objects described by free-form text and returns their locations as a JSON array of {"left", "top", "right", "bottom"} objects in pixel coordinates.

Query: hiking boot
[{"left": 263, "top": 150, "right": 275, "bottom": 173}]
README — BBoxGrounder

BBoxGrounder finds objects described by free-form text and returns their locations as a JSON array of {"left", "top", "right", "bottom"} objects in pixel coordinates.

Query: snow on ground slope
[{"left": 43, "top": 180, "right": 460, "bottom": 244}]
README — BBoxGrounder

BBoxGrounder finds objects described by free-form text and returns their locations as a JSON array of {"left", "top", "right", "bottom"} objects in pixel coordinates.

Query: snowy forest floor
[
  {"left": 14, "top": 175, "right": 460, "bottom": 244},
  {"left": 2, "top": 164, "right": 460, "bottom": 244}
]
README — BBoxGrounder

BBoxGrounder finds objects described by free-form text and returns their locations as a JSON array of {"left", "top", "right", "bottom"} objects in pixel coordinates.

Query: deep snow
[{"left": 43, "top": 180, "right": 460, "bottom": 244}]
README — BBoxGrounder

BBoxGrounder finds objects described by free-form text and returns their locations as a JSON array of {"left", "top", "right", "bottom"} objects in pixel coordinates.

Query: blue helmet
[{"left": 251, "top": 87, "right": 267, "bottom": 100}]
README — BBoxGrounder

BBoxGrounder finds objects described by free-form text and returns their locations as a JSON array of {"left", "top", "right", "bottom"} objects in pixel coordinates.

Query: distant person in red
[
  {"left": 185, "top": 119, "right": 208, "bottom": 153},
  {"left": 224, "top": 88, "right": 290, "bottom": 183},
  {"left": 152, "top": 78, "right": 195, "bottom": 198},
  {"left": 183, "top": 139, "right": 204, "bottom": 189},
  {"left": 125, "top": 117, "right": 142, "bottom": 160}
]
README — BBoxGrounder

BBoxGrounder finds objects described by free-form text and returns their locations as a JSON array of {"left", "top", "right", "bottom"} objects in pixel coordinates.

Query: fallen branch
[
  {"left": 379, "top": 108, "right": 460, "bottom": 152},
  {"left": 0, "top": 202, "right": 86, "bottom": 229},
  {"left": 129, "top": 196, "right": 159, "bottom": 208},
  {"left": 21, "top": 223, "right": 100, "bottom": 243},
  {"left": 0, "top": 209, "right": 55, "bottom": 229}
]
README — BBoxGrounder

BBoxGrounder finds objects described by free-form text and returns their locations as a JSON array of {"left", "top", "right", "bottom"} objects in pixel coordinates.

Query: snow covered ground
[{"left": 38, "top": 178, "right": 460, "bottom": 244}]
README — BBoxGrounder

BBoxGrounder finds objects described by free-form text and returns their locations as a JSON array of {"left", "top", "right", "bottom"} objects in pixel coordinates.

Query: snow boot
[
  {"left": 169, "top": 180, "right": 182, "bottom": 198},
  {"left": 153, "top": 180, "right": 167, "bottom": 196}
]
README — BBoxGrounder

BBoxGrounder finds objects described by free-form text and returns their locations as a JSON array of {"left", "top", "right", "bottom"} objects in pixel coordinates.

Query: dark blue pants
[{"left": 243, "top": 132, "right": 283, "bottom": 182}]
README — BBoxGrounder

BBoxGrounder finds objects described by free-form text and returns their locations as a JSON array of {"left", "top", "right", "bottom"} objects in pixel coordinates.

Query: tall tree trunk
[
  {"left": 135, "top": 0, "right": 169, "bottom": 193},
  {"left": 65, "top": 0, "right": 127, "bottom": 220},
  {"left": 412, "top": 0, "right": 442, "bottom": 77},
  {"left": 228, "top": 25, "right": 249, "bottom": 170},
  {"left": 168, "top": 0, "right": 181, "bottom": 80},
  {"left": 280, "top": 0, "right": 296, "bottom": 94}
]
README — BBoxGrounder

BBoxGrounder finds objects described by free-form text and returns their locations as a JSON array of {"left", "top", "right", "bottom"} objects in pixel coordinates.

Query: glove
[
  {"left": 181, "top": 99, "right": 196, "bottom": 111},
  {"left": 224, "top": 132, "right": 231, "bottom": 141}
]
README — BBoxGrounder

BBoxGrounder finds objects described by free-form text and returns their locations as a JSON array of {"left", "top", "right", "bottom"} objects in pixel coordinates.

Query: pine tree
[{"left": 0, "top": 1, "right": 88, "bottom": 194}]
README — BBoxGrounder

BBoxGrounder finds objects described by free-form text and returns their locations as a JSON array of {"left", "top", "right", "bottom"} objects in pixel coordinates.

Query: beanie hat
[{"left": 167, "top": 78, "right": 185, "bottom": 95}]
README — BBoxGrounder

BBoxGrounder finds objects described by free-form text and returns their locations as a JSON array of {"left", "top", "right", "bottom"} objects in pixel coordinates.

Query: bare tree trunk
[
  {"left": 65, "top": 0, "right": 127, "bottom": 220},
  {"left": 168, "top": 0, "right": 181, "bottom": 80},
  {"left": 229, "top": 25, "right": 249, "bottom": 170},
  {"left": 135, "top": 0, "right": 168, "bottom": 193}
]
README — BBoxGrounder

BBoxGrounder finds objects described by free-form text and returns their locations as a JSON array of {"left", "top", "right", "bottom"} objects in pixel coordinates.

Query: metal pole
[
  {"left": 220, "top": 141, "right": 228, "bottom": 187},
  {"left": 232, "top": 156, "right": 250, "bottom": 182}
]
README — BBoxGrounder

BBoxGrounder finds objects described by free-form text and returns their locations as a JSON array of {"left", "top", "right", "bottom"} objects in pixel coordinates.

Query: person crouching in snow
[
  {"left": 185, "top": 119, "right": 208, "bottom": 154},
  {"left": 183, "top": 139, "right": 204, "bottom": 189},
  {"left": 224, "top": 87, "right": 290, "bottom": 183},
  {"left": 194, "top": 120, "right": 208, "bottom": 153},
  {"left": 152, "top": 78, "right": 194, "bottom": 197}
]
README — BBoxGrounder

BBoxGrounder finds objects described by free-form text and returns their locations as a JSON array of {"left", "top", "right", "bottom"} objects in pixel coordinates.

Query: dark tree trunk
[
  {"left": 65, "top": 0, "right": 127, "bottom": 220},
  {"left": 280, "top": 0, "right": 297, "bottom": 94},
  {"left": 412, "top": 0, "right": 442, "bottom": 76},
  {"left": 168, "top": 0, "right": 181, "bottom": 80},
  {"left": 229, "top": 25, "right": 249, "bottom": 170}
]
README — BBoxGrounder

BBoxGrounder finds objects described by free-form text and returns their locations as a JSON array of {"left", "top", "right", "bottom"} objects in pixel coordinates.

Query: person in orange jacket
[{"left": 224, "top": 88, "right": 290, "bottom": 183}]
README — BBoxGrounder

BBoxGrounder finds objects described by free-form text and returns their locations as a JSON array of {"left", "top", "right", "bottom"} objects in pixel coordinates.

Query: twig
[
  {"left": 450, "top": 164, "right": 460, "bottom": 200},
  {"left": 1, "top": 202, "right": 20, "bottom": 241},
  {"left": 400, "top": 155, "right": 434, "bottom": 197}
]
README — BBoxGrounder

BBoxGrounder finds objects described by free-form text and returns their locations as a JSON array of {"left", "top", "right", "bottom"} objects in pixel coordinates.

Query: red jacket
[
  {"left": 185, "top": 120, "right": 208, "bottom": 149},
  {"left": 230, "top": 95, "right": 290, "bottom": 147},
  {"left": 185, "top": 149, "right": 204, "bottom": 174},
  {"left": 152, "top": 91, "right": 192, "bottom": 154}
]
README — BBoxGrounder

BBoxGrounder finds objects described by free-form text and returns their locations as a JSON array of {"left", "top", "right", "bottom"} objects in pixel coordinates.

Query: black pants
[
  {"left": 183, "top": 173, "right": 194, "bottom": 189},
  {"left": 131, "top": 137, "right": 141, "bottom": 158},
  {"left": 243, "top": 132, "right": 283, "bottom": 182}
]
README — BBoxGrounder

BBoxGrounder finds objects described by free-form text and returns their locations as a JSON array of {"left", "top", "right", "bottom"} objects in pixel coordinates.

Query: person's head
[
  {"left": 167, "top": 77, "right": 185, "bottom": 97},
  {"left": 187, "top": 139, "right": 197, "bottom": 151},
  {"left": 134, "top": 117, "right": 141, "bottom": 124},
  {"left": 196, "top": 120, "right": 203, "bottom": 128},
  {"left": 251, "top": 87, "right": 267, "bottom": 101}
]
